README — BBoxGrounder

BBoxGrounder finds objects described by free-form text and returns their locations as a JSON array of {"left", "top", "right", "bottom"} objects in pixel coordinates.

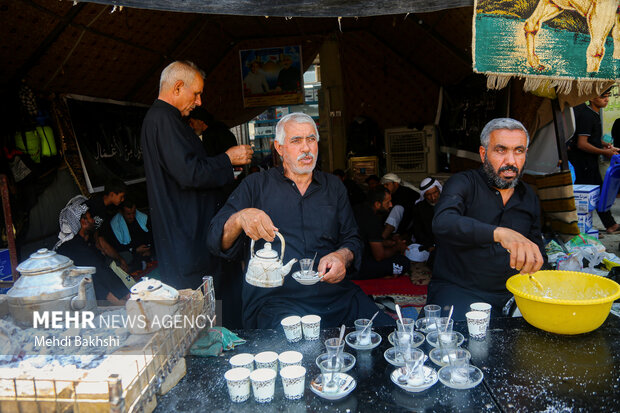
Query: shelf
[
  {"left": 253, "top": 134, "right": 275, "bottom": 138},
  {"left": 250, "top": 119, "right": 277, "bottom": 124}
]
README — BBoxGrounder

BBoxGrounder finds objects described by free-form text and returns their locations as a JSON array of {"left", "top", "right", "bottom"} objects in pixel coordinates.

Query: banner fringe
[{"left": 484, "top": 73, "right": 614, "bottom": 95}]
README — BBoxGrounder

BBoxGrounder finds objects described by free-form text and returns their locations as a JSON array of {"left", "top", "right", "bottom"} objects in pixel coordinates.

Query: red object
[{"left": 352, "top": 276, "right": 427, "bottom": 297}]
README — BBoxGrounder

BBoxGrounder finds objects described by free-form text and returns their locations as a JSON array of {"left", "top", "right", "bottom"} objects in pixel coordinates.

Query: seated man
[
  {"left": 333, "top": 168, "right": 366, "bottom": 206},
  {"left": 208, "top": 112, "right": 394, "bottom": 329},
  {"left": 380, "top": 173, "right": 420, "bottom": 239},
  {"left": 410, "top": 177, "right": 442, "bottom": 266},
  {"left": 55, "top": 196, "right": 130, "bottom": 305},
  {"left": 110, "top": 197, "right": 154, "bottom": 272},
  {"left": 352, "top": 186, "right": 410, "bottom": 280},
  {"left": 429, "top": 118, "right": 546, "bottom": 320},
  {"left": 86, "top": 178, "right": 130, "bottom": 272}
]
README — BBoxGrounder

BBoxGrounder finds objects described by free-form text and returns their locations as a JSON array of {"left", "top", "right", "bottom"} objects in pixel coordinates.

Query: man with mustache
[
  {"left": 427, "top": 118, "right": 546, "bottom": 321},
  {"left": 208, "top": 112, "right": 394, "bottom": 329}
]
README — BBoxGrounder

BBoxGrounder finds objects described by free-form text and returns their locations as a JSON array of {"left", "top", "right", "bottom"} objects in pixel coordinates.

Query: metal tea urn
[{"left": 6, "top": 248, "right": 97, "bottom": 326}]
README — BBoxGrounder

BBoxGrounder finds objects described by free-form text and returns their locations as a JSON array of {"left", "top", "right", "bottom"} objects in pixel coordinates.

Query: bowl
[{"left": 506, "top": 270, "right": 620, "bottom": 335}]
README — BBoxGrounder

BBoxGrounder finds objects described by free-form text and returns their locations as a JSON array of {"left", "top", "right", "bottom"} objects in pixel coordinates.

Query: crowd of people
[{"left": 56, "top": 60, "right": 620, "bottom": 330}]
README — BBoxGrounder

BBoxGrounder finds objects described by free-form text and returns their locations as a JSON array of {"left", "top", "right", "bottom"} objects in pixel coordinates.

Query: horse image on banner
[{"left": 473, "top": 0, "right": 620, "bottom": 93}]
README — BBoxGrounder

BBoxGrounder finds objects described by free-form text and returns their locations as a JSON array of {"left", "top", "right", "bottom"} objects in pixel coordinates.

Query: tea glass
[
  {"left": 299, "top": 258, "right": 314, "bottom": 276},
  {"left": 402, "top": 347, "right": 426, "bottom": 386},
  {"left": 324, "top": 337, "right": 345, "bottom": 369},
  {"left": 447, "top": 348, "right": 471, "bottom": 384},
  {"left": 354, "top": 318, "right": 373, "bottom": 345},
  {"left": 319, "top": 359, "right": 342, "bottom": 393}
]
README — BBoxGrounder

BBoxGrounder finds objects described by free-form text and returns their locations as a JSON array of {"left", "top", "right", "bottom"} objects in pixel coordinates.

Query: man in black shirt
[
  {"left": 141, "top": 61, "right": 253, "bottom": 290},
  {"left": 208, "top": 112, "right": 393, "bottom": 329},
  {"left": 429, "top": 118, "right": 546, "bottom": 320},
  {"left": 86, "top": 178, "right": 129, "bottom": 272},
  {"left": 352, "top": 186, "right": 409, "bottom": 279},
  {"left": 380, "top": 173, "right": 420, "bottom": 238},
  {"left": 109, "top": 197, "right": 154, "bottom": 271},
  {"left": 568, "top": 90, "right": 619, "bottom": 233}
]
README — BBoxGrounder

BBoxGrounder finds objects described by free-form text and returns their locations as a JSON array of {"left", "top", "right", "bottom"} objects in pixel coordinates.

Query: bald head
[{"left": 158, "top": 61, "right": 205, "bottom": 116}]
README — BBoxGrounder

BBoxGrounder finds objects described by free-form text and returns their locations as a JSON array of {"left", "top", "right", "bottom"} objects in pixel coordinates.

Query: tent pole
[{"left": 551, "top": 98, "right": 569, "bottom": 172}]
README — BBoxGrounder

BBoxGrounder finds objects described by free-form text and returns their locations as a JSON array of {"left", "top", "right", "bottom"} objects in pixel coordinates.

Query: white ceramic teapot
[{"left": 245, "top": 232, "right": 297, "bottom": 288}]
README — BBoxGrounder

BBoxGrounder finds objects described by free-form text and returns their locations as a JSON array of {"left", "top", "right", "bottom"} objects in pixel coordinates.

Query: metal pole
[{"left": 551, "top": 98, "right": 569, "bottom": 171}]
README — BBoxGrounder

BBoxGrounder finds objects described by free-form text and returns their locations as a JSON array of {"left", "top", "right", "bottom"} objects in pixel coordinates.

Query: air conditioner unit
[{"left": 385, "top": 125, "right": 437, "bottom": 183}]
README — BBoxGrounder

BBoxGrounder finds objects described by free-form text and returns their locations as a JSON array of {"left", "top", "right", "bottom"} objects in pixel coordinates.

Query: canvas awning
[{"left": 79, "top": 0, "right": 473, "bottom": 17}]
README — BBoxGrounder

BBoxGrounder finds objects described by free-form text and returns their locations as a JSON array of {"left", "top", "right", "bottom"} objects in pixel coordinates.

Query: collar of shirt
[{"left": 274, "top": 165, "right": 323, "bottom": 194}]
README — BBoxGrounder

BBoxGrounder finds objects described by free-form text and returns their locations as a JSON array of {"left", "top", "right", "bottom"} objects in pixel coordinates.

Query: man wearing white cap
[{"left": 380, "top": 173, "right": 419, "bottom": 238}]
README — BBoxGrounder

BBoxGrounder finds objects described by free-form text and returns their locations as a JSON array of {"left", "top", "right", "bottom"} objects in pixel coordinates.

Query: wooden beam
[
  {"left": 9, "top": 1, "right": 86, "bottom": 84},
  {"left": 406, "top": 13, "right": 470, "bottom": 66},
  {"left": 551, "top": 98, "right": 569, "bottom": 171}
]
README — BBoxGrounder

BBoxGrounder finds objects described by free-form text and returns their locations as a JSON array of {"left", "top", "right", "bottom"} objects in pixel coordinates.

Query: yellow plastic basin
[{"left": 506, "top": 270, "right": 620, "bottom": 335}]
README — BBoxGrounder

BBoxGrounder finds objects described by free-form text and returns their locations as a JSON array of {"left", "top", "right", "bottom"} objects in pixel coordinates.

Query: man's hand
[
  {"left": 317, "top": 248, "right": 353, "bottom": 284},
  {"left": 118, "top": 258, "right": 130, "bottom": 273},
  {"left": 494, "top": 227, "right": 543, "bottom": 274},
  {"left": 236, "top": 208, "right": 278, "bottom": 241},
  {"left": 136, "top": 245, "right": 151, "bottom": 257},
  {"left": 226, "top": 145, "right": 253, "bottom": 166}
]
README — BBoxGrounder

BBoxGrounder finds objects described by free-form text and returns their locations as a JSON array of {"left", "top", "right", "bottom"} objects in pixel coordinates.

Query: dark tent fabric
[{"left": 81, "top": 0, "right": 474, "bottom": 17}]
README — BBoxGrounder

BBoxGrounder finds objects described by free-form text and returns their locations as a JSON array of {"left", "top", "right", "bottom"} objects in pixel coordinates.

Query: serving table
[{"left": 156, "top": 315, "right": 620, "bottom": 412}]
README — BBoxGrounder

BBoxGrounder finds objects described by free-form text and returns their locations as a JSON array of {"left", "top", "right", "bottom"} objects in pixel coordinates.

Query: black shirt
[
  {"left": 568, "top": 104, "right": 603, "bottom": 168},
  {"left": 391, "top": 185, "right": 420, "bottom": 233},
  {"left": 353, "top": 202, "right": 384, "bottom": 261},
  {"left": 412, "top": 200, "right": 436, "bottom": 250},
  {"left": 431, "top": 167, "right": 546, "bottom": 296},
  {"left": 208, "top": 167, "right": 373, "bottom": 329},
  {"left": 141, "top": 99, "right": 234, "bottom": 289},
  {"left": 57, "top": 235, "right": 129, "bottom": 301}
]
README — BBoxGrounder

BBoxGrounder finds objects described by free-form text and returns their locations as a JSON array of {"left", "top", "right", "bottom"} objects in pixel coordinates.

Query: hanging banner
[
  {"left": 472, "top": 0, "right": 620, "bottom": 93},
  {"left": 240, "top": 45, "right": 304, "bottom": 108}
]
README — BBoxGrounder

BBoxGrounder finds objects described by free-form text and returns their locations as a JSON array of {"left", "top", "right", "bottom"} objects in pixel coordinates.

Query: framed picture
[{"left": 239, "top": 45, "right": 304, "bottom": 108}]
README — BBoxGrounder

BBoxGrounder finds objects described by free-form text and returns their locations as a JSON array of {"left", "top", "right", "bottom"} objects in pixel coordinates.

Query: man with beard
[
  {"left": 208, "top": 112, "right": 394, "bottom": 329},
  {"left": 428, "top": 118, "right": 546, "bottom": 320},
  {"left": 351, "top": 186, "right": 410, "bottom": 280}
]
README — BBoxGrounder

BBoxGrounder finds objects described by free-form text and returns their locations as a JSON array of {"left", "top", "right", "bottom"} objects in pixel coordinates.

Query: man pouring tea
[
  {"left": 208, "top": 113, "right": 393, "bottom": 329},
  {"left": 428, "top": 118, "right": 547, "bottom": 320}
]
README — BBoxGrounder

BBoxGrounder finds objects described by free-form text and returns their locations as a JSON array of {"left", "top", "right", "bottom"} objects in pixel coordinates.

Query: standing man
[
  {"left": 141, "top": 60, "right": 253, "bottom": 290},
  {"left": 187, "top": 106, "right": 238, "bottom": 158},
  {"left": 429, "top": 118, "right": 546, "bottom": 320},
  {"left": 275, "top": 55, "right": 301, "bottom": 92},
  {"left": 207, "top": 112, "right": 393, "bottom": 329},
  {"left": 568, "top": 90, "right": 620, "bottom": 233}
]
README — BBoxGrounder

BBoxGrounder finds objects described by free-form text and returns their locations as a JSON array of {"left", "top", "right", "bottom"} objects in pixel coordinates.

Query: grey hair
[
  {"left": 159, "top": 61, "right": 205, "bottom": 93},
  {"left": 274, "top": 112, "right": 320, "bottom": 145},
  {"left": 480, "top": 118, "right": 530, "bottom": 149}
]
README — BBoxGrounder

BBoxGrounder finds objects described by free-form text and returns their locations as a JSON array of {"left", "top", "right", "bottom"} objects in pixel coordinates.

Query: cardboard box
[
  {"left": 573, "top": 184, "right": 600, "bottom": 214},
  {"left": 577, "top": 212, "right": 593, "bottom": 233},
  {"left": 0, "top": 249, "right": 11, "bottom": 281},
  {"left": 585, "top": 228, "right": 599, "bottom": 239}
]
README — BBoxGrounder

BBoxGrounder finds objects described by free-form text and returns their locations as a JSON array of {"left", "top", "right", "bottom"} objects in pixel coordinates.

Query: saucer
[
  {"left": 292, "top": 270, "right": 321, "bottom": 285},
  {"left": 415, "top": 317, "right": 439, "bottom": 333},
  {"left": 384, "top": 347, "right": 405, "bottom": 367},
  {"left": 426, "top": 331, "right": 465, "bottom": 348},
  {"left": 345, "top": 331, "right": 382, "bottom": 350},
  {"left": 315, "top": 352, "right": 356, "bottom": 373},
  {"left": 387, "top": 331, "right": 425, "bottom": 348},
  {"left": 390, "top": 366, "right": 438, "bottom": 393},
  {"left": 310, "top": 373, "right": 356, "bottom": 400},
  {"left": 438, "top": 365, "right": 483, "bottom": 389},
  {"left": 429, "top": 347, "right": 471, "bottom": 367}
]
